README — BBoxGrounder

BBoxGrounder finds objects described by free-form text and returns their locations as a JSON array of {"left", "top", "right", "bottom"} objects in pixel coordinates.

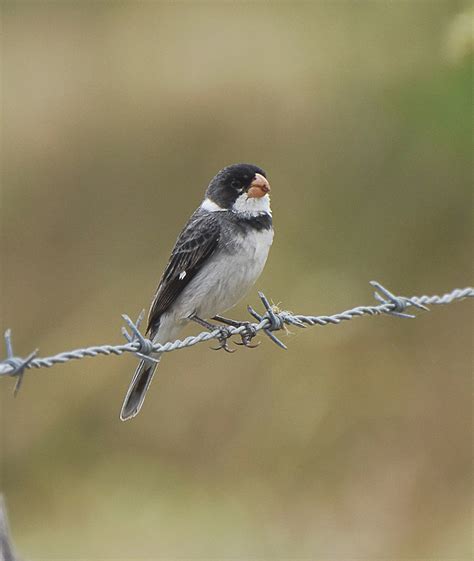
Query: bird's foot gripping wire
[
  {"left": 190, "top": 315, "right": 235, "bottom": 353},
  {"left": 212, "top": 315, "right": 260, "bottom": 348}
]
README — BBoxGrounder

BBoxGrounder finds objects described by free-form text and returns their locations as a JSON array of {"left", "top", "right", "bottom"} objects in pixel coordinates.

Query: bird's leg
[
  {"left": 212, "top": 315, "right": 260, "bottom": 348},
  {"left": 189, "top": 314, "right": 235, "bottom": 353}
]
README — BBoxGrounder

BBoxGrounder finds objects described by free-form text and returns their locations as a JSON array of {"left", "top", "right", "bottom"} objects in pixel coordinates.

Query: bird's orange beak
[{"left": 247, "top": 173, "right": 271, "bottom": 198}]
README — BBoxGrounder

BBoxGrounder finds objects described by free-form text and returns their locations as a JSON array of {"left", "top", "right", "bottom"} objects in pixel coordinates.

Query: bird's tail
[{"left": 120, "top": 354, "right": 161, "bottom": 421}]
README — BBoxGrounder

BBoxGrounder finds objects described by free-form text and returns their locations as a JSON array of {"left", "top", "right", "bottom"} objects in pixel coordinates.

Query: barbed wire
[{"left": 0, "top": 281, "right": 472, "bottom": 394}]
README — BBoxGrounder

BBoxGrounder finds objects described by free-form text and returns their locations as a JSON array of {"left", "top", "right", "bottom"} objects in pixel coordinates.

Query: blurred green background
[{"left": 1, "top": 2, "right": 472, "bottom": 559}]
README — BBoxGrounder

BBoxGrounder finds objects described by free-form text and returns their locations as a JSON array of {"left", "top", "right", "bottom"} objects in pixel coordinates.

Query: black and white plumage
[{"left": 120, "top": 163, "right": 273, "bottom": 420}]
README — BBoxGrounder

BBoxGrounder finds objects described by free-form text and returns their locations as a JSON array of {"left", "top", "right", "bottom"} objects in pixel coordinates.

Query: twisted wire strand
[{"left": 0, "top": 281, "right": 472, "bottom": 389}]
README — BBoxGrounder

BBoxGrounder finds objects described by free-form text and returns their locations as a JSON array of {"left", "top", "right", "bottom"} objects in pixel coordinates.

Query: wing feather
[{"left": 146, "top": 210, "right": 220, "bottom": 334}]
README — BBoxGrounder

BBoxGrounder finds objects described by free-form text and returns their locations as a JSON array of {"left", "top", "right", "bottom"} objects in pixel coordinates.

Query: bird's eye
[{"left": 231, "top": 179, "right": 241, "bottom": 190}]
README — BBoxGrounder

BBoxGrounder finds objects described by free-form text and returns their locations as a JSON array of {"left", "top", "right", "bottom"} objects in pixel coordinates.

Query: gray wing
[{"left": 146, "top": 210, "right": 221, "bottom": 334}]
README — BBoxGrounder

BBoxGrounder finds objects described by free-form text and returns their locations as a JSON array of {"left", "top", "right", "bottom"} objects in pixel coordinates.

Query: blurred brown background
[{"left": 1, "top": 2, "right": 472, "bottom": 559}]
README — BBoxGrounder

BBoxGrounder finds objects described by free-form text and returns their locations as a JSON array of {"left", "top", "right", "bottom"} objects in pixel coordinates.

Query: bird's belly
[{"left": 174, "top": 228, "right": 273, "bottom": 320}]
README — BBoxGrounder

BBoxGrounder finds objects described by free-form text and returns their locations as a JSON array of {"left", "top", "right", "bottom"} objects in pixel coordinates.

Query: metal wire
[{"left": 0, "top": 281, "right": 472, "bottom": 392}]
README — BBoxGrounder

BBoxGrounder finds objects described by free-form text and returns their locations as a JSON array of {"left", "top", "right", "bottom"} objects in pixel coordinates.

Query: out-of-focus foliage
[{"left": 1, "top": 2, "right": 472, "bottom": 558}]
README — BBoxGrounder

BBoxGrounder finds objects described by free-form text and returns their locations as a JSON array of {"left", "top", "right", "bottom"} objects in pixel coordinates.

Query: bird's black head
[{"left": 205, "top": 163, "right": 269, "bottom": 210}]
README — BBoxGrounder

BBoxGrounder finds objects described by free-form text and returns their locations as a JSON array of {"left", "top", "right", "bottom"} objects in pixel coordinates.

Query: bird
[{"left": 120, "top": 163, "right": 273, "bottom": 420}]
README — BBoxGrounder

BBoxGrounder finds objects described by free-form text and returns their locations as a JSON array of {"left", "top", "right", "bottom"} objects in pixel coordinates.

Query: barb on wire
[
  {"left": 0, "top": 281, "right": 472, "bottom": 394},
  {"left": 371, "top": 281, "right": 429, "bottom": 318},
  {"left": 121, "top": 311, "right": 160, "bottom": 364},
  {"left": 2, "top": 329, "right": 38, "bottom": 396}
]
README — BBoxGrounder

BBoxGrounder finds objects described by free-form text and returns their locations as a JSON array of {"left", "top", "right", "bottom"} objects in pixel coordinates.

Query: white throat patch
[
  {"left": 200, "top": 198, "right": 226, "bottom": 212},
  {"left": 232, "top": 193, "right": 272, "bottom": 216},
  {"left": 200, "top": 194, "right": 272, "bottom": 217}
]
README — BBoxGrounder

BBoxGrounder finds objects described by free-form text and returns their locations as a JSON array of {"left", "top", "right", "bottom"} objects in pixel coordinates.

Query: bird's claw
[
  {"left": 234, "top": 322, "right": 260, "bottom": 348},
  {"left": 210, "top": 327, "right": 235, "bottom": 353}
]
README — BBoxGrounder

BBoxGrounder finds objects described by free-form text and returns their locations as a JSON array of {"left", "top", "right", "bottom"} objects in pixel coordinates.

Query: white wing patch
[{"left": 179, "top": 271, "right": 187, "bottom": 280}]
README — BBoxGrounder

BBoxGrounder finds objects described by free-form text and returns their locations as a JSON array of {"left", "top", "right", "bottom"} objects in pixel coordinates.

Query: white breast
[{"left": 170, "top": 227, "right": 273, "bottom": 322}]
